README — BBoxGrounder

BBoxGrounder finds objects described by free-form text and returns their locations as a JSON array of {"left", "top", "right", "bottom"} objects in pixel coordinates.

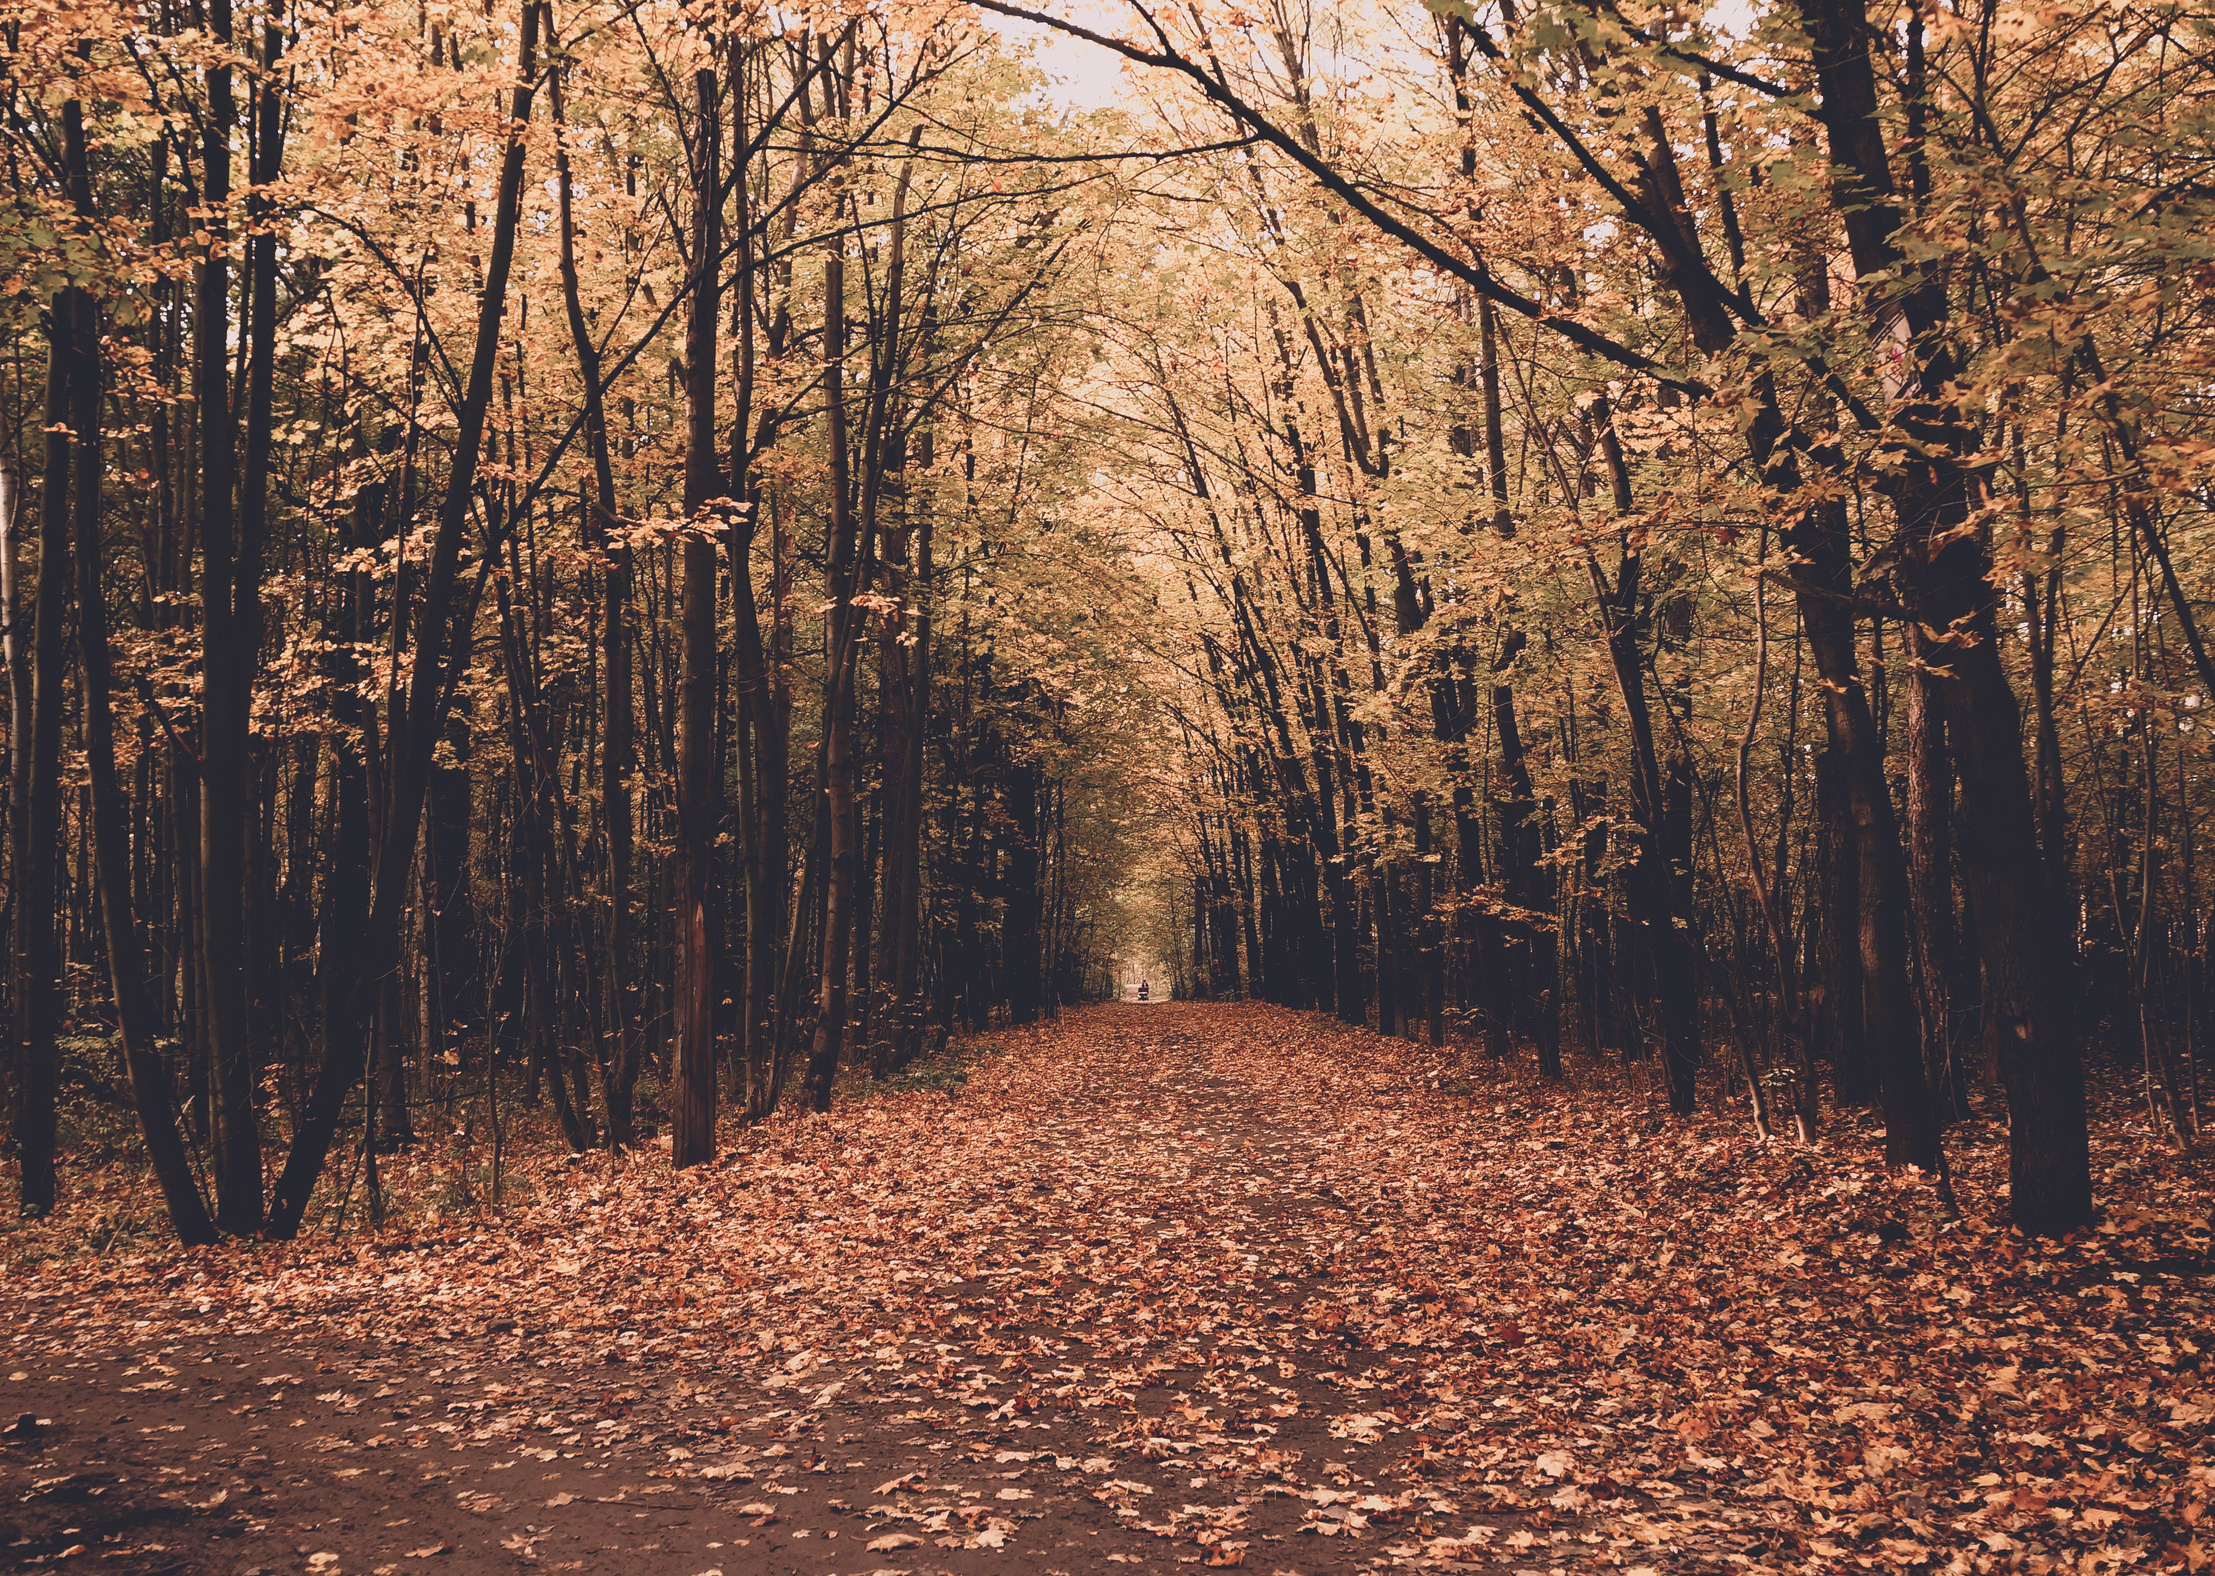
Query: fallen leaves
[{"left": 4, "top": 1003, "right": 2211, "bottom": 1574}]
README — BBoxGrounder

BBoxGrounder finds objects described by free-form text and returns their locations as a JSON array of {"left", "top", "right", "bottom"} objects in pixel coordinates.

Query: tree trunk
[
  {"left": 1587, "top": 414, "right": 1699, "bottom": 1114},
  {"left": 733, "top": 493, "right": 790, "bottom": 1112},
  {"left": 671, "top": 58, "right": 723, "bottom": 1167},
  {"left": 1415, "top": 793, "right": 1445, "bottom": 1048},
  {"left": 56, "top": 97, "right": 219, "bottom": 1242},
  {"left": 14, "top": 226, "right": 75, "bottom": 1218},
  {"left": 803, "top": 215, "right": 861, "bottom": 1111},
  {"left": 1006, "top": 753, "right": 1044, "bottom": 1026},
  {"left": 550, "top": 30, "right": 639, "bottom": 1147},
  {"left": 1795, "top": 0, "right": 2088, "bottom": 1225},
  {"left": 194, "top": 0, "right": 268, "bottom": 1234},
  {"left": 888, "top": 503, "right": 932, "bottom": 1064},
  {"left": 1906, "top": 633, "right": 1970, "bottom": 1114}
]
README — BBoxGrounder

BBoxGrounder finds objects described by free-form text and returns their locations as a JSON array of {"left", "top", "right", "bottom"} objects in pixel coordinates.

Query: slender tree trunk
[
  {"left": 193, "top": 0, "right": 269, "bottom": 1234},
  {"left": 1906, "top": 632, "right": 1970, "bottom": 1114},
  {"left": 803, "top": 190, "right": 862, "bottom": 1111},
  {"left": 549, "top": 21, "right": 639, "bottom": 1147},
  {"left": 1798, "top": 575, "right": 1928, "bottom": 1163},
  {"left": 734, "top": 493, "right": 789, "bottom": 1112},
  {"left": 888, "top": 501, "right": 932, "bottom": 1063},
  {"left": 871, "top": 566, "right": 914, "bottom": 1071},
  {"left": 1587, "top": 414, "right": 1699, "bottom": 1113},
  {"left": 671, "top": 58, "right": 723, "bottom": 1167},
  {"left": 1, "top": 449, "right": 27, "bottom": 963},
  {"left": 1415, "top": 793, "right": 1445, "bottom": 1047},
  {"left": 1006, "top": 751, "right": 1044, "bottom": 1025},
  {"left": 856, "top": 137, "right": 922, "bottom": 1072},
  {"left": 1492, "top": 634, "right": 1558, "bottom": 1070},
  {"left": 14, "top": 240, "right": 76, "bottom": 1219},
  {"left": 494, "top": 566, "right": 590, "bottom": 1151}
]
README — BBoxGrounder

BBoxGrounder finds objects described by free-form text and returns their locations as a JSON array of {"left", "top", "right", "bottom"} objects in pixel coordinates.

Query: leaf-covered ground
[{"left": 4, "top": 1003, "right": 2211, "bottom": 1574}]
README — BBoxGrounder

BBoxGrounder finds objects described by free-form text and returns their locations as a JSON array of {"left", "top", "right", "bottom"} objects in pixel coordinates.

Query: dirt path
[
  {"left": 5, "top": 1003, "right": 2211, "bottom": 1575},
  {"left": 4, "top": 1006, "right": 1491, "bottom": 1575}
]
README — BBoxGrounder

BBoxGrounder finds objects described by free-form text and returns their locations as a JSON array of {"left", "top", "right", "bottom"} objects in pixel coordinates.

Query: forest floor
[{"left": 2, "top": 1002, "right": 2212, "bottom": 1576}]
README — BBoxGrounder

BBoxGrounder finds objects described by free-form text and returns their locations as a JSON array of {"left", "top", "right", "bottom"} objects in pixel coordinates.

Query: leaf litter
[{"left": 2, "top": 1001, "right": 2210, "bottom": 1573}]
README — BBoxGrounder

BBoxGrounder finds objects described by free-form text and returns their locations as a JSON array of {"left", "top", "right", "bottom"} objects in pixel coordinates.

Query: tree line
[
  {"left": 7, "top": 0, "right": 2210, "bottom": 1244},
  {"left": 1, "top": 0, "right": 1154, "bottom": 1241},
  {"left": 1004, "top": 0, "right": 2212, "bottom": 1235}
]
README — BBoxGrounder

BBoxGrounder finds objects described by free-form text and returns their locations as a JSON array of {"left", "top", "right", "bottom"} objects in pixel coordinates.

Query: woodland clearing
[{"left": 4, "top": 1002, "right": 2211, "bottom": 1575}]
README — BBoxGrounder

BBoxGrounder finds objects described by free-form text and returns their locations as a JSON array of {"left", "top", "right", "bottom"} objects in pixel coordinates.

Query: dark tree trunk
[
  {"left": 14, "top": 206, "right": 76, "bottom": 1219},
  {"left": 1796, "top": 566, "right": 1934, "bottom": 1168},
  {"left": 58, "top": 99, "right": 219, "bottom": 1241},
  {"left": 671, "top": 59, "right": 724, "bottom": 1166},
  {"left": 1414, "top": 793, "right": 1445, "bottom": 1047},
  {"left": 1588, "top": 415, "right": 1699, "bottom": 1114},
  {"left": 550, "top": 37, "right": 639, "bottom": 1147},
  {"left": 194, "top": 0, "right": 268, "bottom": 1235},
  {"left": 1813, "top": 747, "right": 1872, "bottom": 1106},
  {"left": 803, "top": 213, "right": 862, "bottom": 1112},
  {"left": 1492, "top": 634, "right": 1558, "bottom": 1071},
  {"left": 1906, "top": 636, "right": 1970, "bottom": 1114},
  {"left": 888, "top": 502, "right": 932, "bottom": 1059},
  {"left": 1005, "top": 752, "right": 1044, "bottom": 1026},
  {"left": 1795, "top": 0, "right": 2087, "bottom": 1225}
]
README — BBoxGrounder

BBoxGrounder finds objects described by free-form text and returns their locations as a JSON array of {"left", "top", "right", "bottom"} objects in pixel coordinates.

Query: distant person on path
[{"left": 1138, "top": 979, "right": 1149, "bottom": 1001}]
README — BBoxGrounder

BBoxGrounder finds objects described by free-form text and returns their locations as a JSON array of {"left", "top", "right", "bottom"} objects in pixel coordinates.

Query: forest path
[
  {"left": 9, "top": 1002, "right": 2211, "bottom": 1575},
  {"left": 7, "top": 1003, "right": 1549, "bottom": 1575}
]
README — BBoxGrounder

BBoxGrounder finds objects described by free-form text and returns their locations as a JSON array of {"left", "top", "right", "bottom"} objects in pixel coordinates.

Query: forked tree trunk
[
  {"left": 56, "top": 94, "right": 219, "bottom": 1242},
  {"left": 1795, "top": 0, "right": 2088, "bottom": 1226},
  {"left": 195, "top": 0, "right": 268, "bottom": 1235},
  {"left": 266, "top": 0, "right": 543, "bottom": 1237}
]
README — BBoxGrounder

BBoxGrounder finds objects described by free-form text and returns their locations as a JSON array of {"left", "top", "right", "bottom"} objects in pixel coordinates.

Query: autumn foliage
[{"left": 2, "top": 0, "right": 2214, "bottom": 1564}]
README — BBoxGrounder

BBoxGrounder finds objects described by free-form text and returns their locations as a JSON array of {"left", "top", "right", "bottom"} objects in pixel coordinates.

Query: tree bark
[
  {"left": 194, "top": 0, "right": 268, "bottom": 1234},
  {"left": 1906, "top": 631, "right": 1969, "bottom": 1113},
  {"left": 14, "top": 217, "right": 75, "bottom": 1219},
  {"left": 1006, "top": 749, "right": 1044, "bottom": 1026},
  {"left": 802, "top": 184, "right": 861, "bottom": 1111},
  {"left": 549, "top": 20, "right": 640, "bottom": 1147},
  {"left": 1795, "top": 0, "right": 2088, "bottom": 1226},
  {"left": 1587, "top": 412, "right": 1699, "bottom": 1114},
  {"left": 887, "top": 489, "right": 932, "bottom": 1064},
  {"left": 672, "top": 58, "right": 724, "bottom": 1167},
  {"left": 54, "top": 89, "right": 219, "bottom": 1242}
]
